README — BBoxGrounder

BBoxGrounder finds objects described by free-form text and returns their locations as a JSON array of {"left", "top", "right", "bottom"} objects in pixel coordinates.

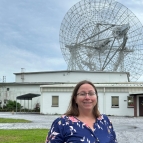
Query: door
[{"left": 139, "top": 97, "right": 143, "bottom": 116}]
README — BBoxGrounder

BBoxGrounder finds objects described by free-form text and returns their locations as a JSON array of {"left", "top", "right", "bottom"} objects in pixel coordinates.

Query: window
[
  {"left": 4, "top": 99, "right": 8, "bottom": 104},
  {"left": 111, "top": 96, "right": 119, "bottom": 107},
  {"left": 52, "top": 96, "right": 59, "bottom": 107},
  {"left": 127, "top": 96, "right": 134, "bottom": 107}
]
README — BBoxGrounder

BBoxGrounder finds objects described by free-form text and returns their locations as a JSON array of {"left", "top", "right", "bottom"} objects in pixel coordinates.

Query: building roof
[
  {"left": 130, "top": 93, "right": 143, "bottom": 96},
  {"left": 14, "top": 70, "right": 130, "bottom": 75},
  {"left": 0, "top": 82, "right": 58, "bottom": 85},
  {"left": 16, "top": 93, "right": 40, "bottom": 100}
]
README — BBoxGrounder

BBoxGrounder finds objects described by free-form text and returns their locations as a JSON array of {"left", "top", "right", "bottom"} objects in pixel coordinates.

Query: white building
[{"left": 0, "top": 70, "right": 143, "bottom": 117}]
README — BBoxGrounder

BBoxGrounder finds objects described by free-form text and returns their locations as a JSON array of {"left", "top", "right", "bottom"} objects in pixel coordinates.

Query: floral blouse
[{"left": 45, "top": 114, "right": 117, "bottom": 143}]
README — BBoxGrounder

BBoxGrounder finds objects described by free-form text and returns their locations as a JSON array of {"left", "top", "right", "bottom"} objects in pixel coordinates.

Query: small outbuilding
[{"left": 16, "top": 93, "right": 40, "bottom": 112}]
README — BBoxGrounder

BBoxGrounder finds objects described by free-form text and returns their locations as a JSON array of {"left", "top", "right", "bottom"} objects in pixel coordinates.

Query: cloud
[
  {"left": 0, "top": 43, "right": 66, "bottom": 81},
  {"left": 0, "top": 0, "right": 143, "bottom": 82},
  {"left": 117, "top": 0, "right": 143, "bottom": 23},
  {"left": 131, "top": 0, "right": 143, "bottom": 5}
]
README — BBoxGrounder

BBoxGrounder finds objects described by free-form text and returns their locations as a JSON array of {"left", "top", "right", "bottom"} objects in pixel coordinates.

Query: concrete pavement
[{"left": 0, "top": 112, "right": 143, "bottom": 143}]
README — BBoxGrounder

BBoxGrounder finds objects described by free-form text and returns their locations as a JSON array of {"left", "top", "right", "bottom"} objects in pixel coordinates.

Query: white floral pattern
[{"left": 45, "top": 114, "right": 118, "bottom": 143}]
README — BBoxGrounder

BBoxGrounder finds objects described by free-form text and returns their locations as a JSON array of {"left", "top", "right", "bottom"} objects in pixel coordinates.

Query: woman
[{"left": 45, "top": 80, "right": 117, "bottom": 143}]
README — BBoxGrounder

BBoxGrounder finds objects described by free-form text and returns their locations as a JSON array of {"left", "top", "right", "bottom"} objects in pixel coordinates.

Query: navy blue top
[{"left": 45, "top": 114, "right": 117, "bottom": 143}]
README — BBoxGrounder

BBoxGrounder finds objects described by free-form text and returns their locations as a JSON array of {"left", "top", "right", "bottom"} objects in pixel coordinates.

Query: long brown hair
[{"left": 65, "top": 80, "right": 100, "bottom": 118}]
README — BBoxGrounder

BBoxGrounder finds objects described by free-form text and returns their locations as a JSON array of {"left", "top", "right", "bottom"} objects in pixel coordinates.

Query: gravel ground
[{"left": 0, "top": 112, "right": 143, "bottom": 143}]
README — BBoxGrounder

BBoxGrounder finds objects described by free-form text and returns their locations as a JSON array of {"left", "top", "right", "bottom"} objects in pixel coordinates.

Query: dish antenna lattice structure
[{"left": 59, "top": 0, "right": 143, "bottom": 81}]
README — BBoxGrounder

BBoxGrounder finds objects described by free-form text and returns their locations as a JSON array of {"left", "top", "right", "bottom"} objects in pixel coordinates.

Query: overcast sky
[{"left": 0, "top": 0, "right": 143, "bottom": 82}]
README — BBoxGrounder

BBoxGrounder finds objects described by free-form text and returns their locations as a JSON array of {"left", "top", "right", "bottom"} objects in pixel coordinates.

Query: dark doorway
[{"left": 139, "top": 97, "right": 143, "bottom": 116}]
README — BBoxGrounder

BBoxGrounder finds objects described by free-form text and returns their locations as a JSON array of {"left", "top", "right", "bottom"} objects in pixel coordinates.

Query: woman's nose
[{"left": 84, "top": 94, "right": 90, "bottom": 98}]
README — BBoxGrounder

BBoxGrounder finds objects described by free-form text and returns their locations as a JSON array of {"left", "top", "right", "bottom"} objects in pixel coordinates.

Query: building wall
[
  {"left": 0, "top": 84, "right": 40, "bottom": 109},
  {"left": 1, "top": 71, "right": 143, "bottom": 116},
  {"left": 40, "top": 91, "right": 71, "bottom": 114},
  {"left": 40, "top": 84, "right": 142, "bottom": 116},
  {"left": 98, "top": 92, "right": 104, "bottom": 114},
  {"left": 15, "top": 71, "right": 129, "bottom": 83},
  {"left": 104, "top": 92, "right": 134, "bottom": 116}
]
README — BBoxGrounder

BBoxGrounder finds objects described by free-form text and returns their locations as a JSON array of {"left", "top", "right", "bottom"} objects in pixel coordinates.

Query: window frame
[
  {"left": 111, "top": 96, "right": 119, "bottom": 108},
  {"left": 127, "top": 96, "right": 134, "bottom": 108},
  {"left": 51, "top": 96, "right": 59, "bottom": 107}
]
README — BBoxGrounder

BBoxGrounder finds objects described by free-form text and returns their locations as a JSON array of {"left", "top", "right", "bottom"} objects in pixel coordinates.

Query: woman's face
[{"left": 75, "top": 83, "right": 97, "bottom": 113}]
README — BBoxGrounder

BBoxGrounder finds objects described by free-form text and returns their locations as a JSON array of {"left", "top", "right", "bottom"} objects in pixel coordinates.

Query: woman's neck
[
  {"left": 78, "top": 112, "right": 94, "bottom": 119},
  {"left": 76, "top": 112, "right": 96, "bottom": 130}
]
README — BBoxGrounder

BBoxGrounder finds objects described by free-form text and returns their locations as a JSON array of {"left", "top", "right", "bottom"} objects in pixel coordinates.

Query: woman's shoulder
[
  {"left": 52, "top": 115, "right": 67, "bottom": 123},
  {"left": 97, "top": 114, "right": 110, "bottom": 122}
]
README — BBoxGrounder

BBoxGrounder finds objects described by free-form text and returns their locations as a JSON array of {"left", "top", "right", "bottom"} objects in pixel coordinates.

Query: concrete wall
[
  {"left": 0, "top": 84, "right": 40, "bottom": 110},
  {"left": 0, "top": 82, "right": 142, "bottom": 116},
  {"left": 15, "top": 71, "right": 129, "bottom": 83},
  {"left": 40, "top": 84, "right": 140, "bottom": 116},
  {"left": 104, "top": 92, "right": 134, "bottom": 116},
  {"left": 1, "top": 71, "right": 142, "bottom": 116},
  {"left": 40, "top": 91, "right": 71, "bottom": 114}
]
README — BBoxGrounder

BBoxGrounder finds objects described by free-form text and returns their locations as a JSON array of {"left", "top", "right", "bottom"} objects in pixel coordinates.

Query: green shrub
[{"left": 2, "top": 100, "right": 21, "bottom": 111}]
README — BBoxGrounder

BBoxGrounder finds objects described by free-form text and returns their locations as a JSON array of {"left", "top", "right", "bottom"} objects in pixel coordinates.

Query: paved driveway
[{"left": 0, "top": 112, "right": 143, "bottom": 143}]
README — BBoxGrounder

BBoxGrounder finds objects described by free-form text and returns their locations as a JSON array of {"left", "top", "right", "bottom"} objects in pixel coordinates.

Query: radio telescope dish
[{"left": 59, "top": 0, "right": 143, "bottom": 81}]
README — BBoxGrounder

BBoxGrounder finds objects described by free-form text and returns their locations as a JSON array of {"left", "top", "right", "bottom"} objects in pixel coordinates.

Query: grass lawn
[
  {"left": 0, "top": 129, "right": 48, "bottom": 143},
  {"left": 0, "top": 118, "right": 31, "bottom": 123},
  {"left": 0, "top": 118, "right": 49, "bottom": 143}
]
